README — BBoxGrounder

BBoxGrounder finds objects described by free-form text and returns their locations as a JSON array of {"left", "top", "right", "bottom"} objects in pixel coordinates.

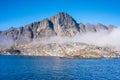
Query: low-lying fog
[
  {"left": 39, "top": 28, "right": 120, "bottom": 48},
  {"left": 0, "top": 28, "right": 120, "bottom": 48}
]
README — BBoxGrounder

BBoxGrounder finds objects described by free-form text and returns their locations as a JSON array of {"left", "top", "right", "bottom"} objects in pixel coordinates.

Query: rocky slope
[
  {"left": 0, "top": 12, "right": 119, "bottom": 58},
  {"left": 1, "top": 42, "right": 120, "bottom": 58}
]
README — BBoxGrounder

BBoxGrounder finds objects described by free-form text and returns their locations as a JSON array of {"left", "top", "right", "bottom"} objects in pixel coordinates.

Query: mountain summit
[{"left": 50, "top": 12, "right": 79, "bottom": 36}]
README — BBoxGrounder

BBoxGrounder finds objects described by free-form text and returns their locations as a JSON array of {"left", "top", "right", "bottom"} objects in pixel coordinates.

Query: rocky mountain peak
[
  {"left": 50, "top": 12, "right": 79, "bottom": 36},
  {"left": 53, "top": 12, "right": 74, "bottom": 20},
  {"left": 95, "top": 23, "right": 108, "bottom": 31},
  {"left": 85, "top": 23, "right": 96, "bottom": 32},
  {"left": 50, "top": 12, "right": 77, "bottom": 26},
  {"left": 108, "top": 25, "right": 117, "bottom": 31}
]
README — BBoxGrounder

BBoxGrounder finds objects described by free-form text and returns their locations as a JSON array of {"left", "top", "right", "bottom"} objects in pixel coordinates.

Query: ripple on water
[{"left": 0, "top": 55, "right": 120, "bottom": 80}]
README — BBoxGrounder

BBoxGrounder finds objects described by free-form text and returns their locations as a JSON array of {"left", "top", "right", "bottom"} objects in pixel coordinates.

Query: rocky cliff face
[{"left": 0, "top": 12, "right": 118, "bottom": 58}]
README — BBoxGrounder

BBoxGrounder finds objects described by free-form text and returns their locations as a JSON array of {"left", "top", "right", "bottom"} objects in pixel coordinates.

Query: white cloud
[{"left": 38, "top": 28, "right": 120, "bottom": 48}]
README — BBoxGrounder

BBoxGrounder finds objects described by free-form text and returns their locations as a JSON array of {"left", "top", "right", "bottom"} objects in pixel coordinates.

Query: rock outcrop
[{"left": 1, "top": 42, "right": 119, "bottom": 58}]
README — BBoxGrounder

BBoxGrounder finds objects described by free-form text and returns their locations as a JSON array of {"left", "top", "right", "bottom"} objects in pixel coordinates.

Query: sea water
[{"left": 0, "top": 55, "right": 120, "bottom": 80}]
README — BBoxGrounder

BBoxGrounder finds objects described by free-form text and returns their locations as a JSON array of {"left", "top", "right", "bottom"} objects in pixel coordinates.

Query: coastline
[{"left": 1, "top": 53, "right": 120, "bottom": 59}]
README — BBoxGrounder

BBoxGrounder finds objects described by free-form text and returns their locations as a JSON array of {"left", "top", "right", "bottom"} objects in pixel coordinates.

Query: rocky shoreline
[{"left": 0, "top": 42, "right": 120, "bottom": 59}]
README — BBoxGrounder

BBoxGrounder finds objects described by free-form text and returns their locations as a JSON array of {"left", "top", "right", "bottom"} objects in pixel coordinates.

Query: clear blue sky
[{"left": 0, "top": 0, "right": 120, "bottom": 31}]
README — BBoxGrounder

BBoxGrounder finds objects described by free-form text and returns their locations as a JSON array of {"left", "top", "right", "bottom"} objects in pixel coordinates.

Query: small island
[{"left": 0, "top": 12, "right": 120, "bottom": 59}]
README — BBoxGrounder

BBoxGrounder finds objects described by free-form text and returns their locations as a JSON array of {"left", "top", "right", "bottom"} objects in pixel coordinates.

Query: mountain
[
  {"left": 0, "top": 12, "right": 119, "bottom": 58},
  {"left": 0, "top": 12, "right": 116, "bottom": 43}
]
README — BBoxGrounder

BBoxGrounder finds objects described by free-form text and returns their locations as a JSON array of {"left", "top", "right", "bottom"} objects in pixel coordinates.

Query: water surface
[{"left": 0, "top": 55, "right": 120, "bottom": 80}]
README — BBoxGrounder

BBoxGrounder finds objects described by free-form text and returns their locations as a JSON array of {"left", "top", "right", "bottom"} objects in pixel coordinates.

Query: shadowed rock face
[
  {"left": 0, "top": 47, "right": 21, "bottom": 55},
  {"left": 79, "top": 23, "right": 86, "bottom": 32},
  {"left": 36, "top": 19, "right": 56, "bottom": 38}
]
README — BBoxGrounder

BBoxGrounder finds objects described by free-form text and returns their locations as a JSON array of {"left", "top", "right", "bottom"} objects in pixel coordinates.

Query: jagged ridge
[{"left": 0, "top": 12, "right": 117, "bottom": 43}]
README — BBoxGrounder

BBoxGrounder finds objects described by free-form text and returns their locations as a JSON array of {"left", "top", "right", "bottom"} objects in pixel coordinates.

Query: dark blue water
[{"left": 0, "top": 56, "right": 120, "bottom": 80}]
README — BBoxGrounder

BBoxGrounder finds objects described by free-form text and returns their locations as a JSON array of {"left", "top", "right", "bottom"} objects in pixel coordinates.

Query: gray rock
[
  {"left": 36, "top": 19, "right": 56, "bottom": 38},
  {"left": 50, "top": 12, "right": 79, "bottom": 36},
  {"left": 95, "top": 23, "right": 108, "bottom": 31},
  {"left": 85, "top": 23, "right": 96, "bottom": 32},
  {"left": 79, "top": 23, "right": 86, "bottom": 32},
  {"left": 108, "top": 25, "right": 117, "bottom": 31}
]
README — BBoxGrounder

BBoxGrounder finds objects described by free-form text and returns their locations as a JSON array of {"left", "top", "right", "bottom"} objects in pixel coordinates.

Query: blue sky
[{"left": 0, "top": 0, "right": 120, "bottom": 31}]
